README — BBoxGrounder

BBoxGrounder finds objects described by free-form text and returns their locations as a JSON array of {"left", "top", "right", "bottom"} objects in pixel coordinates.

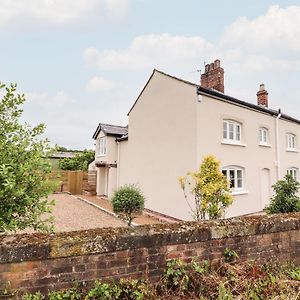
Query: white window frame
[
  {"left": 287, "top": 167, "right": 298, "bottom": 181},
  {"left": 222, "top": 166, "right": 244, "bottom": 192},
  {"left": 286, "top": 133, "right": 296, "bottom": 151},
  {"left": 99, "top": 137, "right": 107, "bottom": 156},
  {"left": 259, "top": 127, "right": 269, "bottom": 145},
  {"left": 223, "top": 120, "right": 242, "bottom": 144}
]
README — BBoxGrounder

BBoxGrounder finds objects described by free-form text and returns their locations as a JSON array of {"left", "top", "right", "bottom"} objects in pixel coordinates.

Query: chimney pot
[
  {"left": 259, "top": 83, "right": 265, "bottom": 91},
  {"left": 214, "top": 59, "right": 220, "bottom": 68}
]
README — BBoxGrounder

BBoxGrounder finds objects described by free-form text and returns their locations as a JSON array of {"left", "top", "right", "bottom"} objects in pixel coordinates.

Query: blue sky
[{"left": 0, "top": 0, "right": 300, "bottom": 149}]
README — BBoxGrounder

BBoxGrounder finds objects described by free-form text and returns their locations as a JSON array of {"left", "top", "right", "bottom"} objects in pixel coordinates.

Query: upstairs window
[
  {"left": 222, "top": 166, "right": 244, "bottom": 191},
  {"left": 259, "top": 127, "right": 269, "bottom": 145},
  {"left": 223, "top": 120, "right": 241, "bottom": 143},
  {"left": 286, "top": 133, "right": 296, "bottom": 150},
  {"left": 287, "top": 167, "right": 298, "bottom": 181},
  {"left": 99, "top": 137, "right": 107, "bottom": 155}
]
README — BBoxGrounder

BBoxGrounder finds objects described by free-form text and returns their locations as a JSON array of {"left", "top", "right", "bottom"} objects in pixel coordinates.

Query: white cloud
[
  {"left": 0, "top": 0, "right": 129, "bottom": 27},
  {"left": 220, "top": 5, "right": 300, "bottom": 72},
  {"left": 84, "top": 33, "right": 216, "bottom": 71},
  {"left": 221, "top": 5, "right": 300, "bottom": 52},
  {"left": 26, "top": 91, "right": 70, "bottom": 109},
  {"left": 86, "top": 76, "right": 116, "bottom": 92}
]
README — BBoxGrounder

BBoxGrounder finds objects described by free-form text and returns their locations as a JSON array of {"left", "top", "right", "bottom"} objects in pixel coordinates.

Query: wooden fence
[{"left": 50, "top": 170, "right": 96, "bottom": 195}]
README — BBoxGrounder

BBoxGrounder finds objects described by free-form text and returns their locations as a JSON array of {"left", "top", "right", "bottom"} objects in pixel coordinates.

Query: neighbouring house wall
[
  {"left": 196, "top": 95, "right": 300, "bottom": 218},
  {"left": 278, "top": 118, "right": 300, "bottom": 179},
  {"left": 95, "top": 131, "right": 119, "bottom": 197},
  {"left": 0, "top": 213, "right": 299, "bottom": 295},
  {"left": 197, "top": 95, "right": 278, "bottom": 217},
  {"left": 95, "top": 132, "right": 118, "bottom": 164},
  {"left": 119, "top": 71, "right": 198, "bottom": 220}
]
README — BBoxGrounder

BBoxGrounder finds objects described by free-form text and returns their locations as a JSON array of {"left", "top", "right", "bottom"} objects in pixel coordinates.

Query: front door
[{"left": 261, "top": 168, "right": 270, "bottom": 210}]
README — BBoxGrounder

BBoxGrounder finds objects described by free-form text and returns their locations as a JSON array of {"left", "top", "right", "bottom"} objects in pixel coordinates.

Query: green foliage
[
  {"left": 223, "top": 248, "right": 239, "bottom": 263},
  {"left": 266, "top": 174, "right": 300, "bottom": 214},
  {"left": 288, "top": 266, "right": 300, "bottom": 281},
  {"left": 164, "top": 258, "right": 189, "bottom": 291},
  {"left": 111, "top": 184, "right": 145, "bottom": 226},
  {"left": 0, "top": 82, "right": 55, "bottom": 233},
  {"left": 22, "top": 292, "right": 44, "bottom": 300},
  {"left": 179, "top": 155, "right": 233, "bottom": 220},
  {"left": 58, "top": 150, "right": 95, "bottom": 171},
  {"left": 54, "top": 145, "right": 68, "bottom": 152},
  {"left": 48, "top": 287, "right": 83, "bottom": 300}
]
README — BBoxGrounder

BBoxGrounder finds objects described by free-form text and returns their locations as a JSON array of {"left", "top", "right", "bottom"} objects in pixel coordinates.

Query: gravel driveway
[{"left": 50, "top": 193, "right": 125, "bottom": 232}]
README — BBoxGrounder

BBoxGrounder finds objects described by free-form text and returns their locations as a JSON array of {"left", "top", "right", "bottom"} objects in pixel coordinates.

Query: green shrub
[
  {"left": 58, "top": 150, "right": 95, "bottom": 171},
  {"left": 0, "top": 82, "right": 55, "bottom": 233},
  {"left": 111, "top": 185, "right": 145, "bottom": 226},
  {"left": 266, "top": 174, "right": 300, "bottom": 214}
]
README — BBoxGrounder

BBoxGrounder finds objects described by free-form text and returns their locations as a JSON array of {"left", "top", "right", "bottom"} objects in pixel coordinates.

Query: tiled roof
[{"left": 92, "top": 123, "right": 128, "bottom": 139}]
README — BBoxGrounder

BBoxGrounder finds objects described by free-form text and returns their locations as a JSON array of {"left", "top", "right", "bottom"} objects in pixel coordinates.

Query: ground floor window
[
  {"left": 222, "top": 166, "right": 244, "bottom": 191},
  {"left": 287, "top": 167, "right": 298, "bottom": 181}
]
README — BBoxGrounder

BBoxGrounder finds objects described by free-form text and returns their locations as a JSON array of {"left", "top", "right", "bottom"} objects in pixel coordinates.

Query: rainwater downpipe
[
  {"left": 116, "top": 140, "right": 120, "bottom": 188},
  {"left": 275, "top": 109, "right": 282, "bottom": 180}
]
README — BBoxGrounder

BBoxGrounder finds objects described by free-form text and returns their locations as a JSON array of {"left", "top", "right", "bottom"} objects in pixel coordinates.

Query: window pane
[
  {"left": 223, "top": 122, "right": 227, "bottom": 139},
  {"left": 236, "top": 124, "right": 241, "bottom": 141},
  {"left": 292, "top": 136, "right": 296, "bottom": 148},
  {"left": 236, "top": 170, "right": 242, "bottom": 188},
  {"left": 263, "top": 130, "right": 267, "bottom": 143},
  {"left": 237, "top": 179, "right": 243, "bottom": 188},
  {"left": 229, "top": 170, "right": 235, "bottom": 188},
  {"left": 229, "top": 123, "right": 234, "bottom": 140}
]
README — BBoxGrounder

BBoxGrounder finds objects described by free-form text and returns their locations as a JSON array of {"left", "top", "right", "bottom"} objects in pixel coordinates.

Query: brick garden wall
[{"left": 0, "top": 212, "right": 299, "bottom": 295}]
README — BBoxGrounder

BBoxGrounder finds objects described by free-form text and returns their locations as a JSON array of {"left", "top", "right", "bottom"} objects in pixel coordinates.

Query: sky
[{"left": 0, "top": 0, "right": 300, "bottom": 149}]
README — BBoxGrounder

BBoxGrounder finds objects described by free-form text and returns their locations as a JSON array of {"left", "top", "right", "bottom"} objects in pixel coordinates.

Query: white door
[{"left": 261, "top": 168, "right": 270, "bottom": 210}]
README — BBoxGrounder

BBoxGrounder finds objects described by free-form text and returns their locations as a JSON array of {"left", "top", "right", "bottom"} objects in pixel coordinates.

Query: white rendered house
[{"left": 93, "top": 60, "right": 300, "bottom": 220}]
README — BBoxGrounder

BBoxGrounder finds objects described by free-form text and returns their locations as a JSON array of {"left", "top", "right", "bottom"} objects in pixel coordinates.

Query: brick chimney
[
  {"left": 257, "top": 84, "right": 268, "bottom": 107},
  {"left": 200, "top": 59, "right": 224, "bottom": 93}
]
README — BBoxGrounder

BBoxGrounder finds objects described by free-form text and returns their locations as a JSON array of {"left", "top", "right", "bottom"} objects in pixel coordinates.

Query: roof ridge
[
  {"left": 154, "top": 69, "right": 199, "bottom": 87},
  {"left": 100, "top": 123, "right": 127, "bottom": 128}
]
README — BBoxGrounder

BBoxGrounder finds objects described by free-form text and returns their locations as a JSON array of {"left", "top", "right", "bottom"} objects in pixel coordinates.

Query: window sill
[
  {"left": 97, "top": 154, "right": 107, "bottom": 157},
  {"left": 259, "top": 143, "right": 271, "bottom": 148},
  {"left": 231, "top": 190, "right": 249, "bottom": 196},
  {"left": 286, "top": 149, "right": 298, "bottom": 153},
  {"left": 221, "top": 141, "right": 246, "bottom": 147}
]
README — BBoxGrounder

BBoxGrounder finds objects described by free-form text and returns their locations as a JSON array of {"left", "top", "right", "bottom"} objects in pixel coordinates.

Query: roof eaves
[
  {"left": 197, "top": 86, "right": 279, "bottom": 118},
  {"left": 92, "top": 123, "right": 101, "bottom": 140},
  {"left": 116, "top": 134, "right": 128, "bottom": 142}
]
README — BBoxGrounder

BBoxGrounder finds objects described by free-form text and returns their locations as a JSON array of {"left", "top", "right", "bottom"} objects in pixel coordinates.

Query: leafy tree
[
  {"left": 266, "top": 174, "right": 300, "bottom": 214},
  {"left": 0, "top": 83, "right": 54, "bottom": 233},
  {"left": 111, "top": 185, "right": 145, "bottom": 226},
  {"left": 58, "top": 150, "right": 95, "bottom": 171},
  {"left": 179, "top": 155, "right": 233, "bottom": 220},
  {"left": 54, "top": 145, "right": 68, "bottom": 152}
]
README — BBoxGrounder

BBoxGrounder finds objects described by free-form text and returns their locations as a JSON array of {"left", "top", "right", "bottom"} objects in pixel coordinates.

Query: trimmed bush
[
  {"left": 266, "top": 174, "right": 300, "bottom": 214},
  {"left": 111, "top": 185, "right": 145, "bottom": 226}
]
